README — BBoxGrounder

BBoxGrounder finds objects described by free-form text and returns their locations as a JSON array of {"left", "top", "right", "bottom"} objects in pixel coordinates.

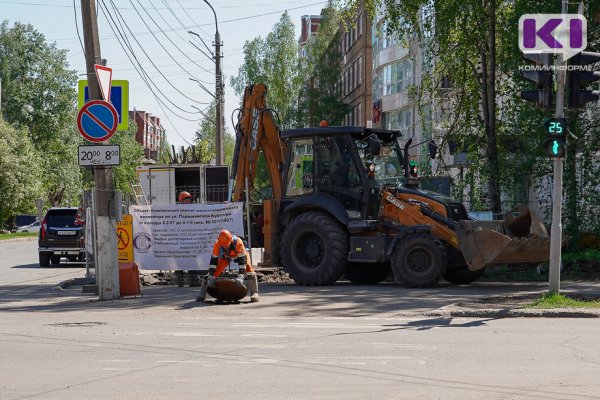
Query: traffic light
[
  {"left": 521, "top": 53, "right": 554, "bottom": 109},
  {"left": 567, "top": 51, "right": 600, "bottom": 109},
  {"left": 543, "top": 117, "right": 567, "bottom": 158},
  {"left": 409, "top": 160, "right": 418, "bottom": 177}
]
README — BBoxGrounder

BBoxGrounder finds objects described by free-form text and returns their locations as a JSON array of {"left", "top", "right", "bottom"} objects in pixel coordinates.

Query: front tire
[
  {"left": 50, "top": 256, "right": 61, "bottom": 265},
  {"left": 391, "top": 234, "right": 447, "bottom": 288},
  {"left": 281, "top": 211, "right": 348, "bottom": 285}
]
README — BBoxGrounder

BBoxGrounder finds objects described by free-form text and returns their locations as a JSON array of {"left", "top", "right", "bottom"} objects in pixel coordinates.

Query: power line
[
  {"left": 72, "top": 0, "right": 85, "bottom": 54},
  {"left": 174, "top": 0, "right": 213, "bottom": 42},
  {"left": 53, "top": 1, "right": 325, "bottom": 41},
  {"left": 98, "top": 0, "right": 201, "bottom": 121},
  {"left": 104, "top": 0, "right": 203, "bottom": 105},
  {"left": 129, "top": 0, "right": 215, "bottom": 79}
]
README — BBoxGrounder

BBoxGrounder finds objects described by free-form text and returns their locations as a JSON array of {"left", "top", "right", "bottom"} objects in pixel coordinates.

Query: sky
[{"left": 0, "top": 0, "right": 327, "bottom": 150}]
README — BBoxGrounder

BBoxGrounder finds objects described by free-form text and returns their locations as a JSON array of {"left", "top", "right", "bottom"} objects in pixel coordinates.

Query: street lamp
[{"left": 199, "top": 0, "right": 224, "bottom": 166}]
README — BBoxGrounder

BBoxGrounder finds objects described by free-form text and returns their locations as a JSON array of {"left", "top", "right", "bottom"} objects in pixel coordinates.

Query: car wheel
[
  {"left": 39, "top": 253, "right": 50, "bottom": 267},
  {"left": 50, "top": 256, "right": 61, "bottom": 265}
]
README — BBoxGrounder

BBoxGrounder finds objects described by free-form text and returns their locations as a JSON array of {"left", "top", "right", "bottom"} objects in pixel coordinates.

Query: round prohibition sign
[
  {"left": 77, "top": 100, "right": 119, "bottom": 143},
  {"left": 117, "top": 227, "right": 130, "bottom": 250}
]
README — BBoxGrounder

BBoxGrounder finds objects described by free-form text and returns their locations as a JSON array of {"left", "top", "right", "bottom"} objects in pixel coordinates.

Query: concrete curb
[{"left": 408, "top": 305, "right": 600, "bottom": 318}]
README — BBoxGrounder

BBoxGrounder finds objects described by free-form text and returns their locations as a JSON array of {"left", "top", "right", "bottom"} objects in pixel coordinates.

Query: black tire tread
[
  {"left": 391, "top": 233, "right": 447, "bottom": 288},
  {"left": 39, "top": 253, "right": 50, "bottom": 267},
  {"left": 281, "top": 211, "right": 348, "bottom": 286}
]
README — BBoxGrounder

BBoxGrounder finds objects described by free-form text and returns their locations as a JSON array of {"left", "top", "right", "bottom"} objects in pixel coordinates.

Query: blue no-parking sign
[
  {"left": 77, "top": 100, "right": 119, "bottom": 143},
  {"left": 78, "top": 80, "right": 129, "bottom": 130}
]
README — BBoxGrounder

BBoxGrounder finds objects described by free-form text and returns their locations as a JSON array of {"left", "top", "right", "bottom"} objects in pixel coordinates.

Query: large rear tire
[
  {"left": 281, "top": 211, "right": 348, "bottom": 285},
  {"left": 39, "top": 253, "right": 50, "bottom": 267},
  {"left": 443, "top": 267, "right": 485, "bottom": 285},
  {"left": 345, "top": 262, "right": 391, "bottom": 284},
  {"left": 391, "top": 234, "right": 447, "bottom": 288}
]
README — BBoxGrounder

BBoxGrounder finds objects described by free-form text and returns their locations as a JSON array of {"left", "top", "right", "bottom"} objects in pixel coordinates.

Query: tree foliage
[
  {"left": 0, "top": 21, "right": 77, "bottom": 146},
  {"left": 0, "top": 118, "right": 42, "bottom": 224},
  {"left": 231, "top": 12, "right": 303, "bottom": 129},
  {"left": 111, "top": 119, "right": 144, "bottom": 195}
]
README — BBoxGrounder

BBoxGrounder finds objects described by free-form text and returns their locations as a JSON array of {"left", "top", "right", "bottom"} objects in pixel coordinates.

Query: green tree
[
  {"left": 110, "top": 119, "right": 145, "bottom": 195},
  {"left": 299, "top": 5, "right": 350, "bottom": 126},
  {"left": 230, "top": 12, "right": 303, "bottom": 129},
  {"left": 0, "top": 118, "right": 42, "bottom": 225},
  {"left": 39, "top": 120, "right": 82, "bottom": 207},
  {"left": 0, "top": 21, "right": 77, "bottom": 146}
]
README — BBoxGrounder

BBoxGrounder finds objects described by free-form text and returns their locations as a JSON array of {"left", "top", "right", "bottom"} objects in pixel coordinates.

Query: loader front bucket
[{"left": 456, "top": 206, "right": 551, "bottom": 271}]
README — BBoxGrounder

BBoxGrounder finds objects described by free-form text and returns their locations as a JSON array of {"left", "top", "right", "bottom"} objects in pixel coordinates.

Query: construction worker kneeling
[{"left": 196, "top": 229, "right": 259, "bottom": 303}]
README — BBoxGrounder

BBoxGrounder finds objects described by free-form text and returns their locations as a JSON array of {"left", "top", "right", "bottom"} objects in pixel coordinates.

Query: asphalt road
[{"left": 2, "top": 239, "right": 600, "bottom": 400}]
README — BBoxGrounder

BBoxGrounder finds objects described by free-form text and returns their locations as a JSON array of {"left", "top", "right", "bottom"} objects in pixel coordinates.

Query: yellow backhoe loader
[{"left": 231, "top": 83, "right": 551, "bottom": 287}]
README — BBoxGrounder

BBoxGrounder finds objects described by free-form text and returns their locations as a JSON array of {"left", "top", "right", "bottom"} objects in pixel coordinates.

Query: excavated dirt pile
[{"left": 139, "top": 268, "right": 294, "bottom": 286}]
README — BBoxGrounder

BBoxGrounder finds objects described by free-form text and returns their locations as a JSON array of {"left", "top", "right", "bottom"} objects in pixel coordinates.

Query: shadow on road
[{"left": 2, "top": 280, "right": 600, "bottom": 317}]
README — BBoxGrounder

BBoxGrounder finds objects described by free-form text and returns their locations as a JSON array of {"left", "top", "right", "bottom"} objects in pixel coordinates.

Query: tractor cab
[{"left": 281, "top": 126, "right": 407, "bottom": 221}]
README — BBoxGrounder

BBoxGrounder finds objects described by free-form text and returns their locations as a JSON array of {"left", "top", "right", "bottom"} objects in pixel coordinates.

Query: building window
[
  {"left": 382, "top": 59, "right": 413, "bottom": 96},
  {"left": 357, "top": 57, "right": 362, "bottom": 85},
  {"left": 383, "top": 107, "right": 413, "bottom": 137}
]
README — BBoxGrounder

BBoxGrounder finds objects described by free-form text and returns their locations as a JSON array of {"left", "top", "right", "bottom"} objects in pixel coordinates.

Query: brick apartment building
[
  {"left": 339, "top": 0, "right": 373, "bottom": 127},
  {"left": 129, "top": 110, "right": 165, "bottom": 163}
]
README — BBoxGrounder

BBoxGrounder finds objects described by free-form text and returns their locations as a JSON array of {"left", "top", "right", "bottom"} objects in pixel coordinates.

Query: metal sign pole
[{"left": 548, "top": 0, "right": 569, "bottom": 294}]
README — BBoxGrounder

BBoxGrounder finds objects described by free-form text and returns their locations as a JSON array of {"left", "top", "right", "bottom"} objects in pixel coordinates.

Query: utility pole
[
  {"left": 215, "top": 29, "right": 224, "bottom": 166},
  {"left": 548, "top": 0, "right": 569, "bottom": 294},
  {"left": 202, "top": 0, "right": 224, "bottom": 166},
  {"left": 81, "top": 0, "right": 120, "bottom": 300}
]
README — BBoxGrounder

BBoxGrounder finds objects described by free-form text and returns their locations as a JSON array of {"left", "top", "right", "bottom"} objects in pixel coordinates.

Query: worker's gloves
[{"left": 207, "top": 275, "right": 216, "bottom": 287}]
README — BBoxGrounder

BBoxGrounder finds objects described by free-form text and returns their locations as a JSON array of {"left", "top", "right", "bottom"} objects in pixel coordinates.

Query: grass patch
[
  {"left": 527, "top": 293, "right": 600, "bottom": 309},
  {"left": 0, "top": 232, "right": 37, "bottom": 241}
]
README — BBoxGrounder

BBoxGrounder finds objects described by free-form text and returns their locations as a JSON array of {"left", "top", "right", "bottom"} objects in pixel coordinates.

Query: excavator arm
[
  {"left": 231, "top": 83, "right": 288, "bottom": 203},
  {"left": 231, "top": 84, "right": 288, "bottom": 267}
]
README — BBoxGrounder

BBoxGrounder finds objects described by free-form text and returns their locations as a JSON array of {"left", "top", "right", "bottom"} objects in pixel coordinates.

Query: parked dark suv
[{"left": 38, "top": 207, "right": 85, "bottom": 267}]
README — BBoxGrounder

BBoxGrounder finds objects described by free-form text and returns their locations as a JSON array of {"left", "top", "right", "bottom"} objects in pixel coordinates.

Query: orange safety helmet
[
  {"left": 217, "top": 229, "right": 233, "bottom": 248},
  {"left": 178, "top": 191, "right": 192, "bottom": 203}
]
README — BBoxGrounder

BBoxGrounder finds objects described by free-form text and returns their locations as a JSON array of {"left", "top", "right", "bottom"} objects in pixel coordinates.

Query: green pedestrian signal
[{"left": 543, "top": 118, "right": 567, "bottom": 158}]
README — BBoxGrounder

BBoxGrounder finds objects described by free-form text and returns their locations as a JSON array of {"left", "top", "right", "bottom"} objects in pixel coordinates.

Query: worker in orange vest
[{"left": 196, "top": 229, "right": 259, "bottom": 303}]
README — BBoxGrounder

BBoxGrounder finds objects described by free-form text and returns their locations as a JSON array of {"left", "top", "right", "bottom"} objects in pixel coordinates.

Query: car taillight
[{"left": 41, "top": 218, "right": 47, "bottom": 240}]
